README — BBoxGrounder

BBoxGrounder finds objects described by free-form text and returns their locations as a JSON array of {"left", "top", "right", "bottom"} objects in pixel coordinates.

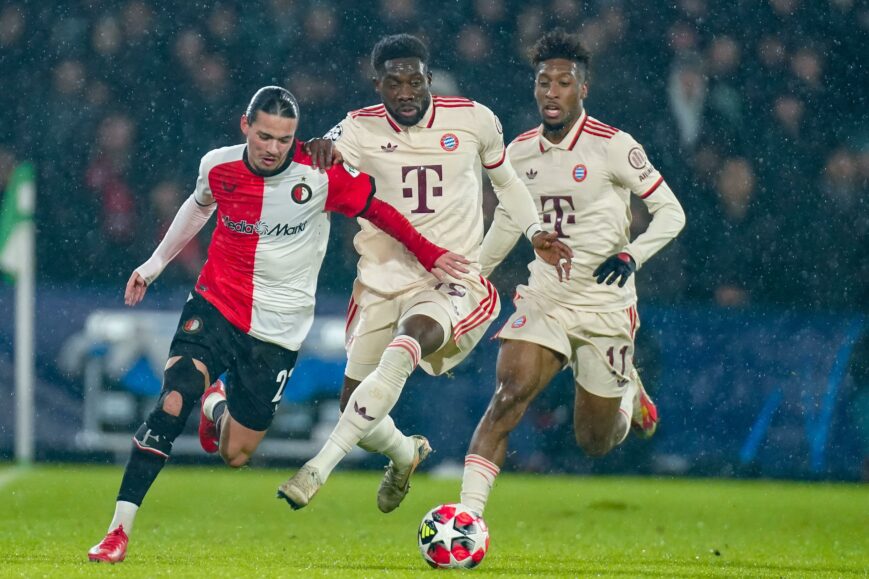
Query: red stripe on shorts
[
  {"left": 453, "top": 277, "right": 498, "bottom": 341},
  {"left": 345, "top": 297, "right": 358, "bottom": 333}
]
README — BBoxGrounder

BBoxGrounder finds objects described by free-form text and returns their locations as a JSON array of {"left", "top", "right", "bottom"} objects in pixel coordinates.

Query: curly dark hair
[
  {"left": 370, "top": 33, "right": 430, "bottom": 73},
  {"left": 528, "top": 29, "right": 591, "bottom": 78}
]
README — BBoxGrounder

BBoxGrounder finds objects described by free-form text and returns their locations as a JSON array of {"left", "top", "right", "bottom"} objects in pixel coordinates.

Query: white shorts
[
  {"left": 345, "top": 275, "right": 501, "bottom": 379},
  {"left": 495, "top": 286, "right": 639, "bottom": 398}
]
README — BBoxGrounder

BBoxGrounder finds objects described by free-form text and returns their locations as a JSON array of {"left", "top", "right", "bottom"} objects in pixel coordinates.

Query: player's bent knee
[
  {"left": 161, "top": 357, "right": 208, "bottom": 415},
  {"left": 164, "top": 356, "right": 209, "bottom": 390}
]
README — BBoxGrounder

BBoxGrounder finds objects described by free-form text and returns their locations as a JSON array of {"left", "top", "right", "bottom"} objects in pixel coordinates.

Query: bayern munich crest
[
  {"left": 440, "top": 133, "right": 459, "bottom": 151},
  {"left": 573, "top": 164, "right": 588, "bottom": 182},
  {"left": 511, "top": 315, "right": 527, "bottom": 329}
]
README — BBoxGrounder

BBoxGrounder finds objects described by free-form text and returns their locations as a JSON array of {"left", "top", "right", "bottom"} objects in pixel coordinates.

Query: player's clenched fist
[{"left": 531, "top": 231, "right": 573, "bottom": 281}]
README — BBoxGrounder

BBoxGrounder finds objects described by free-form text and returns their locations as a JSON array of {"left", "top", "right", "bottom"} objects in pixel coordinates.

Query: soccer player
[
  {"left": 87, "top": 86, "right": 469, "bottom": 563},
  {"left": 458, "top": 30, "right": 686, "bottom": 516},
  {"left": 277, "top": 34, "right": 572, "bottom": 512}
]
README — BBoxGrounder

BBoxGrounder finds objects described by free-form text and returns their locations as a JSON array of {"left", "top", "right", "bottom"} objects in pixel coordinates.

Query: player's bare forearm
[{"left": 532, "top": 232, "right": 573, "bottom": 281}]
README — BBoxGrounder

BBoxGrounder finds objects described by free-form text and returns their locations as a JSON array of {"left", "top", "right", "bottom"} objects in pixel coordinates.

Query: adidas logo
[
  {"left": 381, "top": 142, "right": 398, "bottom": 153},
  {"left": 354, "top": 401, "right": 375, "bottom": 421},
  {"left": 526, "top": 169, "right": 538, "bottom": 180}
]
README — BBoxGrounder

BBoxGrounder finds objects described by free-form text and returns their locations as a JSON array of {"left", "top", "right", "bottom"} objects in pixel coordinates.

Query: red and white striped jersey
[
  {"left": 329, "top": 96, "right": 508, "bottom": 295},
  {"left": 193, "top": 142, "right": 375, "bottom": 350}
]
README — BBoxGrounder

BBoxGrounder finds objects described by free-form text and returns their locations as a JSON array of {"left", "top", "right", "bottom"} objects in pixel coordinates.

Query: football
[{"left": 417, "top": 503, "right": 489, "bottom": 569}]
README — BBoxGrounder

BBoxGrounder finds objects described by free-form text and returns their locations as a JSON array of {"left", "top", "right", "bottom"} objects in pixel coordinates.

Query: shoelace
[{"left": 100, "top": 527, "right": 126, "bottom": 551}]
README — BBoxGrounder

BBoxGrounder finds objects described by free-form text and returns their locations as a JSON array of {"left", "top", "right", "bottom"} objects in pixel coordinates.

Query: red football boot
[
  {"left": 199, "top": 379, "right": 226, "bottom": 453},
  {"left": 88, "top": 525, "right": 128, "bottom": 563},
  {"left": 631, "top": 370, "right": 659, "bottom": 439}
]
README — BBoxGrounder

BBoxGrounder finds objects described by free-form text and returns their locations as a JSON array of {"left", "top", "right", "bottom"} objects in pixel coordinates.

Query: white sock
[
  {"left": 307, "top": 336, "right": 420, "bottom": 480},
  {"left": 357, "top": 415, "right": 416, "bottom": 468},
  {"left": 203, "top": 389, "right": 226, "bottom": 421},
  {"left": 108, "top": 501, "right": 139, "bottom": 534},
  {"left": 460, "top": 454, "right": 500, "bottom": 515},
  {"left": 616, "top": 379, "right": 639, "bottom": 444}
]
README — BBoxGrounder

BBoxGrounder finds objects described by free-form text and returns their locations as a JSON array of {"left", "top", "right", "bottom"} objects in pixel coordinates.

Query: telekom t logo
[
  {"left": 402, "top": 165, "right": 443, "bottom": 213},
  {"left": 540, "top": 196, "right": 575, "bottom": 238}
]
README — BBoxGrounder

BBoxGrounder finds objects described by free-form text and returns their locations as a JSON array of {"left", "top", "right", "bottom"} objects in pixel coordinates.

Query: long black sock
[
  {"left": 116, "top": 405, "right": 189, "bottom": 505},
  {"left": 117, "top": 449, "right": 168, "bottom": 506}
]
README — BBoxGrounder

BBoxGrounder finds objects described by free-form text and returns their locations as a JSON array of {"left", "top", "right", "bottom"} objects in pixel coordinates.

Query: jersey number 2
[{"left": 272, "top": 368, "right": 293, "bottom": 404}]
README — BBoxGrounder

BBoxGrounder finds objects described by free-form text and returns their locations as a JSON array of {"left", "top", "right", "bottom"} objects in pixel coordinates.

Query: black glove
[{"left": 593, "top": 252, "right": 636, "bottom": 287}]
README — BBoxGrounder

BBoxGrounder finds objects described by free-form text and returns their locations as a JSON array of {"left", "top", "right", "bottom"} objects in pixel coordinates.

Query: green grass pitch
[{"left": 1, "top": 465, "right": 866, "bottom": 577}]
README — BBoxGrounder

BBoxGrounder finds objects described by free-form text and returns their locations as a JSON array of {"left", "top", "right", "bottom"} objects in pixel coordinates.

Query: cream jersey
[
  {"left": 481, "top": 110, "right": 686, "bottom": 311},
  {"left": 328, "top": 96, "right": 541, "bottom": 295}
]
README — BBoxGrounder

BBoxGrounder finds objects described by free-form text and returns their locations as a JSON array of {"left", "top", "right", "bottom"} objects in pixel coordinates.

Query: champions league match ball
[{"left": 417, "top": 503, "right": 489, "bottom": 569}]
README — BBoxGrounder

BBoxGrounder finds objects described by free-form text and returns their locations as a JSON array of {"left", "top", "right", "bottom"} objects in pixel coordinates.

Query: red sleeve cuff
[
  {"left": 640, "top": 176, "right": 664, "bottom": 199},
  {"left": 482, "top": 149, "right": 506, "bottom": 169}
]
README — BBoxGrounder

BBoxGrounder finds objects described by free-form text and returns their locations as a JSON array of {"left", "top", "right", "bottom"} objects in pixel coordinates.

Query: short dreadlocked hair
[
  {"left": 371, "top": 33, "right": 430, "bottom": 73},
  {"left": 528, "top": 29, "right": 591, "bottom": 79}
]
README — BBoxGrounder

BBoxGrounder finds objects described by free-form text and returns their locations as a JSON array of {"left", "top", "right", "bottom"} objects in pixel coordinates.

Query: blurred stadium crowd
[{"left": 1, "top": 0, "right": 866, "bottom": 310}]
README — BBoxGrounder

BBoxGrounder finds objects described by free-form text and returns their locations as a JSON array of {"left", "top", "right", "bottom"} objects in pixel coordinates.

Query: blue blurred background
[{"left": 0, "top": 0, "right": 866, "bottom": 480}]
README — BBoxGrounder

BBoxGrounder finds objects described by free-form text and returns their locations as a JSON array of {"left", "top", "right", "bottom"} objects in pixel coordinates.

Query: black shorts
[{"left": 168, "top": 292, "right": 299, "bottom": 431}]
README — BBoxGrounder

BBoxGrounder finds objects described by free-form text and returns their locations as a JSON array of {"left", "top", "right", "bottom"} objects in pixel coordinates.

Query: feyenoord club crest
[
  {"left": 182, "top": 317, "right": 202, "bottom": 334},
  {"left": 511, "top": 315, "right": 527, "bottom": 329},
  {"left": 573, "top": 164, "right": 587, "bottom": 182},
  {"left": 291, "top": 183, "right": 313, "bottom": 204},
  {"left": 440, "top": 133, "right": 459, "bottom": 151}
]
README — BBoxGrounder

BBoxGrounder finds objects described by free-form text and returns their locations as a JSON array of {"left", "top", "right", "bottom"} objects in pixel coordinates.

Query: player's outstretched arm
[
  {"left": 359, "top": 198, "right": 469, "bottom": 280},
  {"left": 130, "top": 193, "right": 216, "bottom": 305},
  {"left": 325, "top": 163, "right": 468, "bottom": 280}
]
